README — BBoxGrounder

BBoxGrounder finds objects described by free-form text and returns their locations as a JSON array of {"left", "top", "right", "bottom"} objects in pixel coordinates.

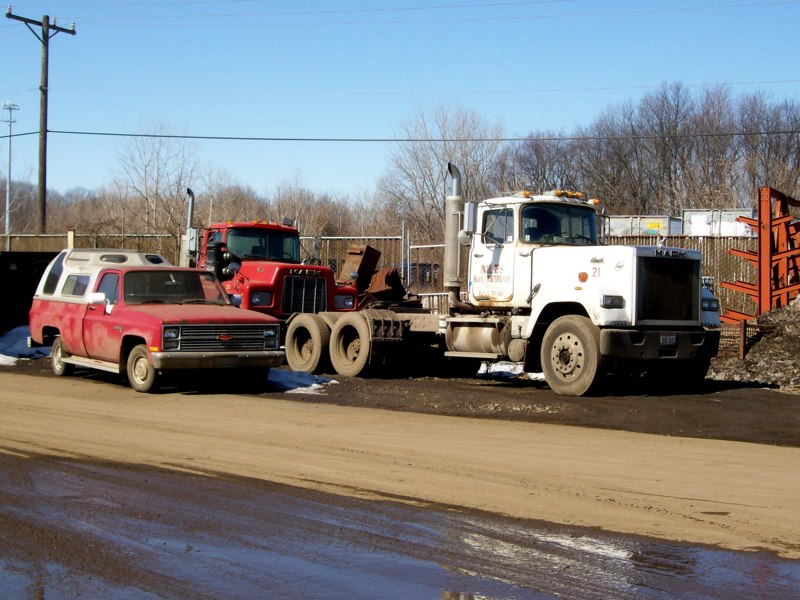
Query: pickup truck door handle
[{"left": 113, "top": 325, "right": 123, "bottom": 332}]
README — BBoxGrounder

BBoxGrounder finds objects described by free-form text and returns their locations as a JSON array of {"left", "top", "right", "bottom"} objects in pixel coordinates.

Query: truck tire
[
  {"left": 541, "top": 315, "right": 601, "bottom": 396},
  {"left": 51, "top": 337, "right": 74, "bottom": 377},
  {"left": 285, "top": 314, "right": 330, "bottom": 374},
  {"left": 126, "top": 344, "right": 159, "bottom": 393},
  {"left": 329, "top": 313, "right": 372, "bottom": 377}
]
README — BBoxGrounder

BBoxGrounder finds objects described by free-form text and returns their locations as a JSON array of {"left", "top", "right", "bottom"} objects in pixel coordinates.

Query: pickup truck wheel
[
  {"left": 51, "top": 337, "right": 74, "bottom": 377},
  {"left": 329, "top": 313, "right": 371, "bottom": 377},
  {"left": 541, "top": 315, "right": 601, "bottom": 396},
  {"left": 127, "top": 345, "right": 158, "bottom": 393},
  {"left": 285, "top": 314, "right": 330, "bottom": 374}
]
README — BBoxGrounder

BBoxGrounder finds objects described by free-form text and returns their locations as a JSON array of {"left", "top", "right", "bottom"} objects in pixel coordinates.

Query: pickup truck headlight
[
  {"left": 250, "top": 291, "right": 273, "bottom": 307},
  {"left": 701, "top": 297, "right": 720, "bottom": 312},
  {"left": 601, "top": 295, "right": 625, "bottom": 309},
  {"left": 334, "top": 294, "right": 355, "bottom": 309},
  {"left": 163, "top": 327, "right": 180, "bottom": 350},
  {"left": 263, "top": 326, "right": 279, "bottom": 349}
]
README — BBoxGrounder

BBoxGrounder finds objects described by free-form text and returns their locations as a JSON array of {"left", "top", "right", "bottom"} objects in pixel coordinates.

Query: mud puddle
[{"left": 1, "top": 453, "right": 798, "bottom": 599}]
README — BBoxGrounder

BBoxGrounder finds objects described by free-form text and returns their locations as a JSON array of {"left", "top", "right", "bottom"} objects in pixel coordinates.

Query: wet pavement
[{"left": 0, "top": 453, "right": 798, "bottom": 599}]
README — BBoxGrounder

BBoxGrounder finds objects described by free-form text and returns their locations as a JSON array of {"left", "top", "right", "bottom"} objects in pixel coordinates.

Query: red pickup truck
[{"left": 28, "top": 248, "right": 284, "bottom": 392}]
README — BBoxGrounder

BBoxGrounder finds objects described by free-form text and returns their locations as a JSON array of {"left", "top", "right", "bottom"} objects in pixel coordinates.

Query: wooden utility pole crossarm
[{"left": 5, "top": 8, "right": 76, "bottom": 234}]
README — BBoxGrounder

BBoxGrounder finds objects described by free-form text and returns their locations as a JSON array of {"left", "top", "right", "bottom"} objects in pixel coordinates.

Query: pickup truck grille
[
  {"left": 281, "top": 276, "right": 327, "bottom": 314},
  {"left": 167, "top": 324, "right": 279, "bottom": 351}
]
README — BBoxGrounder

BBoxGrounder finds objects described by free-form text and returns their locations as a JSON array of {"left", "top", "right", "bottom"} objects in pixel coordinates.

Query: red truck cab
[
  {"left": 29, "top": 248, "right": 284, "bottom": 392},
  {"left": 192, "top": 221, "right": 358, "bottom": 320}
]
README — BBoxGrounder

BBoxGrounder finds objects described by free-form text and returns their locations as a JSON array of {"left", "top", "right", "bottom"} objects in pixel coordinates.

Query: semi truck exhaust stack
[
  {"left": 444, "top": 162, "right": 463, "bottom": 291},
  {"left": 444, "top": 163, "right": 476, "bottom": 313}
]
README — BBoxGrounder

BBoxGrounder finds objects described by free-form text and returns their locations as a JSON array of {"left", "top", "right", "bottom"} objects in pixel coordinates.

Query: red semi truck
[{"left": 182, "top": 219, "right": 358, "bottom": 323}]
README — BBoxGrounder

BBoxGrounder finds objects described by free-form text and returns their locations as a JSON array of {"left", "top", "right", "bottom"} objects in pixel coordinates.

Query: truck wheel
[
  {"left": 541, "top": 315, "right": 601, "bottom": 396},
  {"left": 51, "top": 337, "right": 74, "bottom": 377},
  {"left": 126, "top": 345, "right": 159, "bottom": 393},
  {"left": 329, "top": 313, "right": 372, "bottom": 377},
  {"left": 286, "top": 314, "right": 330, "bottom": 374}
]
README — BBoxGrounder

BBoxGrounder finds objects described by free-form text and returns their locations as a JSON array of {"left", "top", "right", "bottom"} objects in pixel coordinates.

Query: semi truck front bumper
[
  {"left": 150, "top": 350, "right": 285, "bottom": 371},
  {"left": 599, "top": 328, "right": 720, "bottom": 361}
]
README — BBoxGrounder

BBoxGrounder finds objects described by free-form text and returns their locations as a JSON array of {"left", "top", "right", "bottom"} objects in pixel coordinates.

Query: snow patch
[{"left": 0, "top": 326, "right": 50, "bottom": 366}]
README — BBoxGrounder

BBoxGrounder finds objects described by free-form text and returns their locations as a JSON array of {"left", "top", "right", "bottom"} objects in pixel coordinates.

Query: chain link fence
[{"left": 6, "top": 231, "right": 759, "bottom": 318}]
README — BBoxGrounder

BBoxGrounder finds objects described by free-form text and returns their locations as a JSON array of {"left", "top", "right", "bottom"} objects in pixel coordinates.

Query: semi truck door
[
  {"left": 470, "top": 207, "right": 515, "bottom": 303},
  {"left": 83, "top": 271, "right": 122, "bottom": 363}
]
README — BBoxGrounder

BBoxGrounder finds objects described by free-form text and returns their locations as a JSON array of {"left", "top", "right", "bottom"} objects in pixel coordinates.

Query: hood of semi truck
[{"left": 524, "top": 245, "right": 707, "bottom": 328}]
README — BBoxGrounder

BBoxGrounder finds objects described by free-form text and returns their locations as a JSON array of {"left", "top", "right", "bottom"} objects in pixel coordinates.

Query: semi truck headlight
[
  {"left": 601, "top": 295, "right": 625, "bottom": 309},
  {"left": 250, "top": 291, "right": 273, "bottom": 307},
  {"left": 334, "top": 294, "right": 355, "bottom": 309},
  {"left": 701, "top": 297, "right": 720, "bottom": 312}
]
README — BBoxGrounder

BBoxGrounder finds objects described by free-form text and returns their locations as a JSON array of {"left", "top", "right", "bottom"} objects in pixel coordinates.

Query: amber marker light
[{"left": 578, "top": 272, "right": 588, "bottom": 282}]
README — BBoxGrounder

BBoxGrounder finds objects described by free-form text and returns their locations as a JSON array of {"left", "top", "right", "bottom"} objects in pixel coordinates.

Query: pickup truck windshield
[
  {"left": 124, "top": 271, "right": 229, "bottom": 305},
  {"left": 226, "top": 228, "right": 301, "bottom": 262}
]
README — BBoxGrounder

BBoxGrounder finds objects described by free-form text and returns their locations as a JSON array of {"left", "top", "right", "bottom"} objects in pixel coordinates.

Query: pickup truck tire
[
  {"left": 51, "top": 337, "right": 74, "bottom": 377},
  {"left": 127, "top": 345, "right": 158, "bottom": 393},
  {"left": 329, "top": 313, "right": 371, "bottom": 377},
  {"left": 541, "top": 315, "right": 601, "bottom": 397},
  {"left": 285, "top": 314, "right": 330, "bottom": 374}
]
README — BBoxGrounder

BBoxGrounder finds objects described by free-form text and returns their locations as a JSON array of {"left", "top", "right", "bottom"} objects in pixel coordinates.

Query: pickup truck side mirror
[
  {"left": 87, "top": 292, "right": 112, "bottom": 314},
  {"left": 87, "top": 292, "right": 106, "bottom": 305}
]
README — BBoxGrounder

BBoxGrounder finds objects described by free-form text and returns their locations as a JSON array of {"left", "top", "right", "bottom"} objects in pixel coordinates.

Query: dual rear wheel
[{"left": 285, "top": 313, "right": 373, "bottom": 377}]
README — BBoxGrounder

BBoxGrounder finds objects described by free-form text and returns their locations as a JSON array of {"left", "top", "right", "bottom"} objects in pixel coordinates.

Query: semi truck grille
[
  {"left": 167, "top": 324, "right": 279, "bottom": 352},
  {"left": 637, "top": 257, "right": 700, "bottom": 321},
  {"left": 281, "top": 276, "right": 327, "bottom": 314}
]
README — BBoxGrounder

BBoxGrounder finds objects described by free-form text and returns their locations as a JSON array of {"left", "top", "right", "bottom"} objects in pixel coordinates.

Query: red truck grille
[
  {"left": 281, "top": 276, "right": 327, "bottom": 315},
  {"left": 169, "top": 324, "right": 279, "bottom": 351}
]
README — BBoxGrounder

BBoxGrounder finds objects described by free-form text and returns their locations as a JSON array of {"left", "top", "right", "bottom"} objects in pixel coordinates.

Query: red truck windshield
[{"left": 225, "top": 228, "right": 301, "bottom": 263}]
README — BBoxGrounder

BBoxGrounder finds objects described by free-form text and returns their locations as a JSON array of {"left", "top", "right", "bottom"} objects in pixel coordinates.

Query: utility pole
[
  {"left": 6, "top": 8, "right": 76, "bottom": 234},
  {"left": 2, "top": 101, "right": 19, "bottom": 251}
]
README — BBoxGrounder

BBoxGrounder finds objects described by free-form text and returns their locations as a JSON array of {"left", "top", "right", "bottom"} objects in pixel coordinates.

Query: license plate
[
  {"left": 215, "top": 357, "right": 238, "bottom": 368},
  {"left": 660, "top": 334, "right": 677, "bottom": 347}
]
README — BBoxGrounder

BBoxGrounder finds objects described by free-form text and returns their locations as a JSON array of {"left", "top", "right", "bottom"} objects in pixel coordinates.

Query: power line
[
  {"left": 47, "top": 128, "right": 800, "bottom": 144},
  {"left": 33, "top": 0, "right": 800, "bottom": 26},
  {"left": 46, "top": 79, "right": 800, "bottom": 99}
]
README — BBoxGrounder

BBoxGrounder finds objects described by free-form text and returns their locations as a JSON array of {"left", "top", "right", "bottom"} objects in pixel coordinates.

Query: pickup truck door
[{"left": 83, "top": 271, "right": 123, "bottom": 363}]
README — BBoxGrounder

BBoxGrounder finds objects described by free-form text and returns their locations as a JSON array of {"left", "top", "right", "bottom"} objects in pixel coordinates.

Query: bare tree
[
  {"left": 202, "top": 171, "right": 266, "bottom": 225},
  {"left": 115, "top": 120, "right": 200, "bottom": 245},
  {"left": 574, "top": 102, "right": 651, "bottom": 214},
  {"left": 684, "top": 87, "right": 741, "bottom": 208},
  {"left": 501, "top": 133, "right": 578, "bottom": 193},
  {"left": 739, "top": 92, "right": 800, "bottom": 200},
  {"left": 268, "top": 172, "right": 344, "bottom": 237},
  {"left": 379, "top": 105, "right": 505, "bottom": 243}
]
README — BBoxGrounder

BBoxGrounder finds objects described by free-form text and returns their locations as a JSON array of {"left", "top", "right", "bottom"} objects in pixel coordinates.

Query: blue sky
[{"left": 2, "top": 0, "right": 799, "bottom": 198}]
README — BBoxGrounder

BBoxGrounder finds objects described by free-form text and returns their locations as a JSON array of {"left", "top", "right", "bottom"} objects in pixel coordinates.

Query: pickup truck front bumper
[
  {"left": 149, "top": 350, "right": 285, "bottom": 371},
  {"left": 599, "top": 328, "right": 720, "bottom": 361}
]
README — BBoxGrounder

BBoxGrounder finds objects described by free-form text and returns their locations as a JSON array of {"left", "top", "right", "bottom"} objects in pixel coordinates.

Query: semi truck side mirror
[
  {"left": 205, "top": 242, "right": 233, "bottom": 282},
  {"left": 459, "top": 201, "right": 477, "bottom": 245}
]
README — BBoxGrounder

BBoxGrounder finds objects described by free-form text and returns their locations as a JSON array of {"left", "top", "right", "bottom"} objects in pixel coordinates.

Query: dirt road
[{"left": 1, "top": 368, "right": 799, "bottom": 560}]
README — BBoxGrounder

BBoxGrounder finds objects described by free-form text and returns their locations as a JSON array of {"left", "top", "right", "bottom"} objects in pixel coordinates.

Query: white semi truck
[{"left": 285, "top": 164, "right": 721, "bottom": 396}]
